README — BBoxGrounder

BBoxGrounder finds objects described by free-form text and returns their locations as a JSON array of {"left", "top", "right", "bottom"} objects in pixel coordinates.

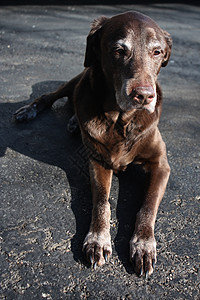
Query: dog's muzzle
[{"left": 116, "top": 84, "right": 157, "bottom": 113}]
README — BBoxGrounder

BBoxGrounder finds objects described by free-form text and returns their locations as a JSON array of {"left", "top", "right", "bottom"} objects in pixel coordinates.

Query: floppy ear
[
  {"left": 162, "top": 30, "right": 173, "bottom": 67},
  {"left": 84, "top": 16, "right": 108, "bottom": 68}
]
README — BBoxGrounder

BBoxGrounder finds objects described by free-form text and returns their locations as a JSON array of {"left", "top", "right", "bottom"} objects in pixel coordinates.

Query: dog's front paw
[
  {"left": 14, "top": 104, "right": 37, "bottom": 122},
  {"left": 83, "top": 231, "right": 112, "bottom": 268},
  {"left": 130, "top": 234, "right": 157, "bottom": 278}
]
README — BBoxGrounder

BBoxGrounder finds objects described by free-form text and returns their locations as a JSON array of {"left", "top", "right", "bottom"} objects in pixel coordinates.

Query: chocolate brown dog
[{"left": 14, "top": 11, "right": 172, "bottom": 277}]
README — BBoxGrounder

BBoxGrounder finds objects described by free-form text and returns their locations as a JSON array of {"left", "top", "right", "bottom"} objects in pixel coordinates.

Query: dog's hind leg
[{"left": 14, "top": 72, "right": 83, "bottom": 122}]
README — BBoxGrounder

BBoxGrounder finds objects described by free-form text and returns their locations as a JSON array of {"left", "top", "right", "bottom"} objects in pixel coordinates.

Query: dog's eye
[
  {"left": 113, "top": 48, "right": 125, "bottom": 57},
  {"left": 153, "top": 49, "right": 161, "bottom": 56}
]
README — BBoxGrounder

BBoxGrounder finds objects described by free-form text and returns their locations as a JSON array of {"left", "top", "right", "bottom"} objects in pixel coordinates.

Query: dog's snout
[{"left": 131, "top": 86, "right": 155, "bottom": 104}]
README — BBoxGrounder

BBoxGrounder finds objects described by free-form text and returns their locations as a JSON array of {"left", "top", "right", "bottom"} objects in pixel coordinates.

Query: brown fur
[{"left": 14, "top": 11, "right": 172, "bottom": 277}]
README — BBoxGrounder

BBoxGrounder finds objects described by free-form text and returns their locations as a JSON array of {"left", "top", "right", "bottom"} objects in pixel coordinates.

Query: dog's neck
[{"left": 104, "top": 109, "right": 137, "bottom": 127}]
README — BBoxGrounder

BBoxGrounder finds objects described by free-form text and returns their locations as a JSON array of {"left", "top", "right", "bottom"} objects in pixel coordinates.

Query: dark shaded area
[
  {"left": 115, "top": 164, "right": 150, "bottom": 274},
  {"left": 0, "top": 80, "right": 92, "bottom": 260}
]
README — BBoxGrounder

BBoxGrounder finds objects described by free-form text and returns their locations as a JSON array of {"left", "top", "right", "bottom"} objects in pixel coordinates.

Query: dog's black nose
[{"left": 131, "top": 86, "right": 155, "bottom": 104}]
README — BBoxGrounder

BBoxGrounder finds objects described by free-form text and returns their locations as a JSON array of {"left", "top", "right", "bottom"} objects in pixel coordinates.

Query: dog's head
[{"left": 84, "top": 11, "right": 172, "bottom": 113}]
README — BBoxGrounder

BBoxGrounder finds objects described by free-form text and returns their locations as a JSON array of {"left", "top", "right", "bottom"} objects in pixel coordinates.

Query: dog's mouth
[
  {"left": 115, "top": 85, "right": 157, "bottom": 114},
  {"left": 131, "top": 103, "right": 156, "bottom": 113},
  {"left": 116, "top": 95, "right": 157, "bottom": 114},
  {"left": 142, "top": 96, "right": 157, "bottom": 113}
]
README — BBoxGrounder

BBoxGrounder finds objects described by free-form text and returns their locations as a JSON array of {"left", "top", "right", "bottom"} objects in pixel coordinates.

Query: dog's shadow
[
  {"left": 114, "top": 164, "right": 149, "bottom": 273},
  {"left": 2, "top": 80, "right": 149, "bottom": 274}
]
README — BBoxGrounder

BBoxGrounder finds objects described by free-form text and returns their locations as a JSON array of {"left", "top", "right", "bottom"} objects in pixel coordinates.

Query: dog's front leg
[
  {"left": 14, "top": 72, "right": 83, "bottom": 122},
  {"left": 83, "top": 159, "right": 113, "bottom": 268},
  {"left": 130, "top": 153, "right": 170, "bottom": 277}
]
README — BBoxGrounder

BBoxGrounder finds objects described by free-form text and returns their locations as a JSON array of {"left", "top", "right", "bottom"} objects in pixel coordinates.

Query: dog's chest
[{"left": 85, "top": 115, "right": 145, "bottom": 171}]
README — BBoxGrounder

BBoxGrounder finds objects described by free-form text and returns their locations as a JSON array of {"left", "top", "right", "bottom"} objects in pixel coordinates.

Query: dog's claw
[
  {"left": 93, "top": 262, "right": 97, "bottom": 270},
  {"left": 139, "top": 267, "right": 143, "bottom": 277},
  {"left": 89, "top": 255, "right": 93, "bottom": 265},
  {"left": 145, "top": 271, "right": 149, "bottom": 279},
  {"left": 152, "top": 259, "right": 156, "bottom": 269},
  {"left": 104, "top": 253, "right": 108, "bottom": 262}
]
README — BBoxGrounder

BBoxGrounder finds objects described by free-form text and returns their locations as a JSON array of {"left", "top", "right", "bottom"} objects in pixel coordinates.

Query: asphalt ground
[{"left": 0, "top": 3, "right": 200, "bottom": 299}]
